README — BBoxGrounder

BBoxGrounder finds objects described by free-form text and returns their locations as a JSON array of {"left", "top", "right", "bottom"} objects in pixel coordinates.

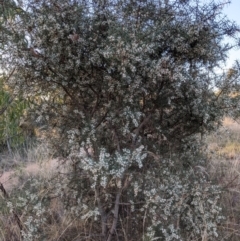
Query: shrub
[
  {"left": 1, "top": 0, "right": 240, "bottom": 240},
  {"left": 0, "top": 77, "right": 29, "bottom": 154}
]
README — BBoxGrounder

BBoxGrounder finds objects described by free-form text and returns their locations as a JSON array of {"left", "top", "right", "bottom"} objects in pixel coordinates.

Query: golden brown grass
[
  {"left": 206, "top": 117, "right": 240, "bottom": 240},
  {"left": 0, "top": 142, "right": 84, "bottom": 241},
  {"left": 2, "top": 118, "right": 240, "bottom": 240}
]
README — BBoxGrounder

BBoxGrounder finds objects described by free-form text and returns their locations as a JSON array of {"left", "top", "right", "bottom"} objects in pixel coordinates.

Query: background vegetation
[{"left": 0, "top": 77, "right": 29, "bottom": 154}]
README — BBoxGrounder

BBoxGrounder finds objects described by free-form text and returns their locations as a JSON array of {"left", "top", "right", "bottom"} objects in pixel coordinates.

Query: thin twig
[
  {"left": 0, "top": 182, "right": 23, "bottom": 231},
  {"left": 95, "top": 188, "right": 108, "bottom": 239},
  {"left": 132, "top": 114, "right": 152, "bottom": 146},
  {"left": 107, "top": 190, "right": 121, "bottom": 241}
]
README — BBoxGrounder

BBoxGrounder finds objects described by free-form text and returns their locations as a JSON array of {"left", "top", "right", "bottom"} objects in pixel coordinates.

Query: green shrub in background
[
  {"left": 0, "top": 77, "right": 28, "bottom": 153},
  {"left": 0, "top": 0, "right": 29, "bottom": 154}
]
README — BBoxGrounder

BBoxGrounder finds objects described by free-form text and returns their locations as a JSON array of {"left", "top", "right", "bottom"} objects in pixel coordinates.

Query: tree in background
[
  {"left": 0, "top": 1, "right": 33, "bottom": 155},
  {"left": 0, "top": 76, "right": 29, "bottom": 154},
  {"left": 1, "top": 0, "right": 240, "bottom": 240}
]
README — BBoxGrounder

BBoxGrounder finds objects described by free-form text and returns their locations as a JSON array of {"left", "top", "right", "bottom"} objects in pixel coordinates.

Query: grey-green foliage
[
  {"left": 1, "top": 0, "right": 240, "bottom": 240},
  {"left": 0, "top": 0, "right": 26, "bottom": 49}
]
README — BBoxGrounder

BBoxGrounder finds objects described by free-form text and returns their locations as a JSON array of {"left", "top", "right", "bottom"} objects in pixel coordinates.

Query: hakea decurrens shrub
[{"left": 1, "top": 0, "right": 240, "bottom": 240}]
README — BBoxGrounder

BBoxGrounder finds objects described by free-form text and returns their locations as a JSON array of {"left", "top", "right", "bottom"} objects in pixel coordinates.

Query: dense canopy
[{"left": 0, "top": 0, "right": 240, "bottom": 240}]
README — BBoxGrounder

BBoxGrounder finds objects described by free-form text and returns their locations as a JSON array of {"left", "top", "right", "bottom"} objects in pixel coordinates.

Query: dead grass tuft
[
  {"left": 207, "top": 117, "right": 240, "bottom": 240},
  {"left": 2, "top": 118, "right": 240, "bottom": 240}
]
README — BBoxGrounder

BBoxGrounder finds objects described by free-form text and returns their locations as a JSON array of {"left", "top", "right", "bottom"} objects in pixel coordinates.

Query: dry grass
[
  {"left": 206, "top": 117, "right": 240, "bottom": 240},
  {"left": 206, "top": 118, "right": 240, "bottom": 160},
  {"left": 0, "top": 142, "right": 83, "bottom": 241},
  {"left": 2, "top": 118, "right": 240, "bottom": 240}
]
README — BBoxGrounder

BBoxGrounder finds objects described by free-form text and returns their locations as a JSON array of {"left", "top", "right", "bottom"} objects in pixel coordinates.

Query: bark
[{"left": 107, "top": 190, "right": 121, "bottom": 241}]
